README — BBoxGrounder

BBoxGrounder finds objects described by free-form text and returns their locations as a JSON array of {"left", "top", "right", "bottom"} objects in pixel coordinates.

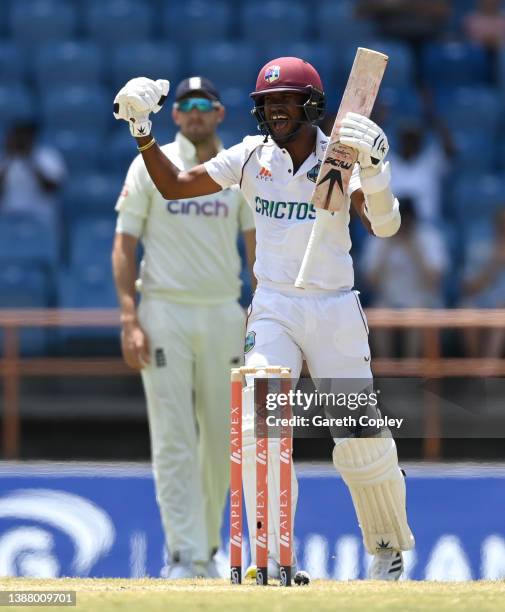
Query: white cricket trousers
[
  {"left": 242, "top": 286, "right": 413, "bottom": 562},
  {"left": 138, "top": 296, "right": 245, "bottom": 564}
]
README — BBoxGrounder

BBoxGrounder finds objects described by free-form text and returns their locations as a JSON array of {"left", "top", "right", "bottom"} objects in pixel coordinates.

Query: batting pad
[
  {"left": 332, "top": 436, "right": 415, "bottom": 554},
  {"left": 241, "top": 384, "right": 298, "bottom": 565}
]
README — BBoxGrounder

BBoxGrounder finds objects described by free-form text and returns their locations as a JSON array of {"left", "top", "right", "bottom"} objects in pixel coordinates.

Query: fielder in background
[
  {"left": 113, "top": 58, "right": 414, "bottom": 580},
  {"left": 112, "top": 76, "right": 256, "bottom": 579}
]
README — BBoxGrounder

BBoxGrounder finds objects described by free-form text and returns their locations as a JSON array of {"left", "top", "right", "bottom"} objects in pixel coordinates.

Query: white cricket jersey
[
  {"left": 115, "top": 132, "right": 255, "bottom": 305},
  {"left": 204, "top": 127, "right": 361, "bottom": 292}
]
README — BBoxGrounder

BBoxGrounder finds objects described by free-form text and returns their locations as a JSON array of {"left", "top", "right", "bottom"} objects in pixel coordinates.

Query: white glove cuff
[
  {"left": 360, "top": 161, "right": 391, "bottom": 195},
  {"left": 129, "top": 119, "right": 152, "bottom": 138},
  {"left": 365, "top": 196, "right": 401, "bottom": 238}
]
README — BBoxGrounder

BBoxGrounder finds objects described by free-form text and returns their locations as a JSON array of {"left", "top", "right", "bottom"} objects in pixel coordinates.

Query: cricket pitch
[{"left": 1, "top": 578, "right": 504, "bottom": 611}]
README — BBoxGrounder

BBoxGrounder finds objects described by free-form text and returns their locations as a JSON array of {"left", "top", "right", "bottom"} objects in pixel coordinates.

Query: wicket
[{"left": 230, "top": 366, "right": 293, "bottom": 586}]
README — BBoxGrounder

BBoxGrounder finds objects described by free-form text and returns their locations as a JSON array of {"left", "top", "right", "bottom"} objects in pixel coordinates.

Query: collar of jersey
[{"left": 175, "top": 131, "right": 223, "bottom": 162}]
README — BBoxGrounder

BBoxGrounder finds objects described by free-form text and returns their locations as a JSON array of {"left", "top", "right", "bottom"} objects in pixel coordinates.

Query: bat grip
[{"left": 294, "top": 209, "right": 332, "bottom": 289}]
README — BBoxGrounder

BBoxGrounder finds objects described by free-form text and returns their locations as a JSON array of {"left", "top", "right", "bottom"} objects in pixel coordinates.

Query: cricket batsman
[
  {"left": 112, "top": 76, "right": 255, "bottom": 579},
  {"left": 113, "top": 57, "right": 414, "bottom": 580}
]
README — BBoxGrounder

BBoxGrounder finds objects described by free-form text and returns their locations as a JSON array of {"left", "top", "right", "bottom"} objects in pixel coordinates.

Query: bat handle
[{"left": 294, "top": 209, "right": 332, "bottom": 289}]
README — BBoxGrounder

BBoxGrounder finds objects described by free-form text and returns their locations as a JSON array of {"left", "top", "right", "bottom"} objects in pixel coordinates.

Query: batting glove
[
  {"left": 113, "top": 77, "right": 170, "bottom": 137},
  {"left": 338, "top": 112, "right": 389, "bottom": 169}
]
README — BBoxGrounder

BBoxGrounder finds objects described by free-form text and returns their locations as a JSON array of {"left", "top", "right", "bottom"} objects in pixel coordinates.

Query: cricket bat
[{"left": 294, "top": 48, "right": 388, "bottom": 289}]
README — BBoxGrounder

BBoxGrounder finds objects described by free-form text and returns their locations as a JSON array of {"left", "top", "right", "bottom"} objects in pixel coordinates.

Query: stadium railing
[{"left": 1, "top": 308, "right": 505, "bottom": 460}]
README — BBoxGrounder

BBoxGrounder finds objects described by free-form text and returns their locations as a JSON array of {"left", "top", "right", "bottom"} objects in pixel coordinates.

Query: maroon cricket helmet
[
  {"left": 250, "top": 57, "right": 325, "bottom": 140},
  {"left": 251, "top": 56, "right": 324, "bottom": 97}
]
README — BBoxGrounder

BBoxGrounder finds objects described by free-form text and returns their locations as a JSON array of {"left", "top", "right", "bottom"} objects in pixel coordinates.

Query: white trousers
[
  {"left": 245, "top": 286, "right": 372, "bottom": 379},
  {"left": 138, "top": 297, "right": 245, "bottom": 563},
  {"left": 243, "top": 286, "right": 413, "bottom": 561}
]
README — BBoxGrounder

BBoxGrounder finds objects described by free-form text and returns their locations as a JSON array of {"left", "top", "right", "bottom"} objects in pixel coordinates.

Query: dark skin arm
[
  {"left": 351, "top": 189, "right": 374, "bottom": 235},
  {"left": 138, "top": 133, "right": 374, "bottom": 239},
  {"left": 135, "top": 135, "right": 221, "bottom": 199},
  {"left": 243, "top": 229, "right": 257, "bottom": 292}
]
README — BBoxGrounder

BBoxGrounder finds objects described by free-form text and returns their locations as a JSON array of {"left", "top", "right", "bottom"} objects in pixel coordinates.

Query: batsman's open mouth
[{"left": 269, "top": 114, "right": 291, "bottom": 135}]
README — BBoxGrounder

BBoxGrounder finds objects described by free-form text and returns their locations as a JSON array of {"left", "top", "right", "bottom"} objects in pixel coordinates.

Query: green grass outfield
[{"left": 0, "top": 578, "right": 504, "bottom": 611}]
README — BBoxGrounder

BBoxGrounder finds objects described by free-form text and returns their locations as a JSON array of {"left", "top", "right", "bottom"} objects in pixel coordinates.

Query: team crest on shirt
[
  {"left": 307, "top": 160, "right": 322, "bottom": 183},
  {"left": 244, "top": 331, "right": 256, "bottom": 354},
  {"left": 264, "top": 65, "right": 281, "bottom": 83}
]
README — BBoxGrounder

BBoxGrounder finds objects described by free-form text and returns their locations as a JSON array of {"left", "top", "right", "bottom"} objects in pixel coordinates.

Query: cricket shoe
[
  {"left": 245, "top": 557, "right": 297, "bottom": 581},
  {"left": 369, "top": 549, "right": 403, "bottom": 580},
  {"left": 165, "top": 562, "right": 199, "bottom": 579}
]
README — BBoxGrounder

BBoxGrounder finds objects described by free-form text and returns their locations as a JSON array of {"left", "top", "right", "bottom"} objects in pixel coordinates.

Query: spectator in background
[
  {"left": 460, "top": 207, "right": 505, "bottom": 357},
  {"left": 387, "top": 119, "right": 453, "bottom": 225},
  {"left": 464, "top": 0, "right": 505, "bottom": 78},
  {"left": 0, "top": 121, "right": 66, "bottom": 230},
  {"left": 361, "top": 198, "right": 448, "bottom": 356}
]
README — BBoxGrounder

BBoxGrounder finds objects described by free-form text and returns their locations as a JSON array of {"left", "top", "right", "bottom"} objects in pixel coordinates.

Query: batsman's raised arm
[{"left": 113, "top": 77, "right": 221, "bottom": 199}]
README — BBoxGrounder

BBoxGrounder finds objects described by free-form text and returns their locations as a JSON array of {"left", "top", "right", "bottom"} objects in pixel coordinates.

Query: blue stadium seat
[
  {"left": 42, "top": 129, "right": 103, "bottom": 174},
  {"left": 57, "top": 265, "right": 118, "bottom": 348},
  {"left": 241, "top": 0, "right": 308, "bottom": 44},
  {"left": 190, "top": 42, "right": 260, "bottom": 90},
  {"left": 161, "top": 0, "right": 232, "bottom": 42},
  {"left": 41, "top": 85, "right": 109, "bottom": 131},
  {"left": 446, "top": 0, "right": 476, "bottom": 35},
  {"left": 218, "top": 128, "right": 247, "bottom": 149},
  {"left": 0, "top": 84, "right": 35, "bottom": 129},
  {"left": 315, "top": 0, "right": 376, "bottom": 48},
  {"left": 109, "top": 42, "right": 180, "bottom": 91},
  {"left": 33, "top": 41, "right": 103, "bottom": 87},
  {"left": 436, "top": 87, "right": 501, "bottom": 133},
  {"left": 63, "top": 173, "right": 122, "bottom": 222},
  {"left": 496, "top": 47, "right": 505, "bottom": 98},
  {"left": 422, "top": 42, "right": 491, "bottom": 89},
  {"left": 84, "top": 0, "right": 154, "bottom": 44},
  {"left": 452, "top": 127, "right": 497, "bottom": 172},
  {"left": 497, "top": 137, "right": 505, "bottom": 171},
  {"left": 378, "top": 86, "right": 424, "bottom": 128},
  {"left": 58, "top": 264, "right": 117, "bottom": 308},
  {"left": 0, "top": 264, "right": 50, "bottom": 355},
  {"left": 0, "top": 214, "right": 59, "bottom": 268},
  {"left": 9, "top": 0, "right": 77, "bottom": 46},
  {"left": 0, "top": 42, "right": 27, "bottom": 84},
  {"left": 450, "top": 173, "right": 505, "bottom": 235},
  {"left": 107, "top": 130, "right": 139, "bottom": 175},
  {"left": 0, "top": 263, "right": 49, "bottom": 307},
  {"left": 69, "top": 217, "right": 117, "bottom": 266},
  {"left": 220, "top": 87, "right": 257, "bottom": 139}
]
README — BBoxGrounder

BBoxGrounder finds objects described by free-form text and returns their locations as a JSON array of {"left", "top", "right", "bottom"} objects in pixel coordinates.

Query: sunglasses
[{"left": 175, "top": 97, "right": 220, "bottom": 113}]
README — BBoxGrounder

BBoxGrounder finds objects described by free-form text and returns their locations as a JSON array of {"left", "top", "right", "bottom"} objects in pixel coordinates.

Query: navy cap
[{"left": 175, "top": 76, "right": 221, "bottom": 102}]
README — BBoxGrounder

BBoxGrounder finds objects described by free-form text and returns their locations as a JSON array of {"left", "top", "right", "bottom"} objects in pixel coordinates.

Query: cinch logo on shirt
[
  {"left": 255, "top": 197, "right": 316, "bottom": 220},
  {"left": 166, "top": 199, "right": 229, "bottom": 217},
  {"left": 256, "top": 167, "right": 273, "bottom": 181}
]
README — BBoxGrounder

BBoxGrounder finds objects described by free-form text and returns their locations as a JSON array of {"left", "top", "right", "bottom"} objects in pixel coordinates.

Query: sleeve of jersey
[
  {"left": 347, "top": 163, "right": 362, "bottom": 196},
  {"left": 204, "top": 141, "right": 247, "bottom": 190},
  {"left": 115, "top": 156, "right": 151, "bottom": 238},
  {"left": 238, "top": 192, "right": 255, "bottom": 232}
]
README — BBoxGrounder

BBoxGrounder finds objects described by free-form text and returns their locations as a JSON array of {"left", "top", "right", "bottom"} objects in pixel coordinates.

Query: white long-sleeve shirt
[{"left": 204, "top": 128, "right": 361, "bottom": 292}]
